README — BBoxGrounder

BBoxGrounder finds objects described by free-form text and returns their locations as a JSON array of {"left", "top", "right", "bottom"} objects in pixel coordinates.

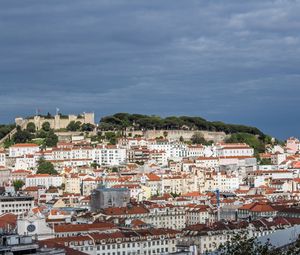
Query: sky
[{"left": 0, "top": 0, "right": 299, "bottom": 139}]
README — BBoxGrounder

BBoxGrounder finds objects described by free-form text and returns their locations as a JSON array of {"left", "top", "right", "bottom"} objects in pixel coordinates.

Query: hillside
[
  {"left": 0, "top": 124, "right": 16, "bottom": 140},
  {"left": 99, "top": 113, "right": 265, "bottom": 136}
]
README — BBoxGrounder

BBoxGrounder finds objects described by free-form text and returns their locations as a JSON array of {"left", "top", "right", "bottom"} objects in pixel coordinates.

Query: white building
[
  {"left": 48, "top": 228, "right": 180, "bottom": 255},
  {"left": 0, "top": 150, "right": 6, "bottom": 167},
  {"left": 216, "top": 143, "right": 254, "bottom": 157},
  {"left": 0, "top": 194, "right": 34, "bottom": 215},
  {"left": 15, "top": 155, "right": 37, "bottom": 170},
  {"left": 195, "top": 157, "right": 219, "bottom": 168},
  {"left": 25, "top": 174, "right": 63, "bottom": 189},
  {"left": 93, "top": 145, "right": 126, "bottom": 166},
  {"left": 17, "top": 212, "right": 54, "bottom": 240},
  {"left": 271, "top": 152, "right": 286, "bottom": 165},
  {"left": 9, "top": 143, "right": 40, "bottom": 158},
  {"left": 187, "top": 145, "right": 205, "bottom": 157}
]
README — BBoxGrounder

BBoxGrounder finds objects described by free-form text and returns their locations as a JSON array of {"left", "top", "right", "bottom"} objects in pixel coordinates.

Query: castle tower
[{"left": 84, "top": 112, "right": 95, "bottom": 125}]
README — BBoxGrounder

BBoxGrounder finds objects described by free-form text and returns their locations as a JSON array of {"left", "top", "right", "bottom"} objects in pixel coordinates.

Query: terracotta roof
[
  {"left": 54, "top": 222, "right": 116, "bottom": 233},
  {"left": 103, "top": 206, "right": 149, "bottom": 215},
  {"left": 0, "top": 213, "right": 17, "bottom": 229},
  {"left": 239, "top": 202, "right": 275, "bottom": 212},
  {"left": 146, "top": 173, "right": 161, "bottom": 181},
  {"left": 11, "top": 143, "right": 39, "bottom": 148}
]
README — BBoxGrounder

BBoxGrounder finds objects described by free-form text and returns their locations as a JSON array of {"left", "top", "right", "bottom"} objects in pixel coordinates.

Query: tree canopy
[
  {"left": 225, "top": 132, "right": 266, "bottom": 156},
  {"left": 13, "top": 180, "right": 25, "bottom": 191},
  {"left": 66, "top": 121, "right": 82, "bottom": 131},
  {"left": 191, "top": 132, "right": 207, "bottom": 144},
  {"left": 12, "top": 126, "right": 34, "bottom": 143},
  {"left": 218, "top": 233, "right": 300, "bottom": 255},
  {"left": 98, "top": 113, "right": 265, "bottom": 137},
  {"left": 42, "top": 122, "right": 51, "bottom": 132},
  {"left": 26, "top": 122, "right": 36, "bottom": 133},
  {"left": 37, "top": 158, "right": 58, "bottom": 175},
  {"left": 0, "top": 124, "right": 16, "bottom": 140}
]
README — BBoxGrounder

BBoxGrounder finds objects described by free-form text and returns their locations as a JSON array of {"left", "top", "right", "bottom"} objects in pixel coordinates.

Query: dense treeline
[
  {"left": 99, "top": 113, "right": 265, "bottom": 136},
  {"left": 4, "top": 123, "right": 58, "bottom": 148},
  {"left": 0, "top": 124, "right": 15, "bottom": 140}
]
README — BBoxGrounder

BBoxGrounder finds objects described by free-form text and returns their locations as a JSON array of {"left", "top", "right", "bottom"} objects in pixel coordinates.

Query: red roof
[
  {"left": 11, "top": 143, "right": 39, "bottom": 148},
  {"left": 146, "top": 173, "right": 161, "bottom": 181},
  {"left": 239, "top": 202, "right": 275, "bottom": 212},
  {"left": 0, "top": 213, "right": 17, "bottom": 229},
  {"left": 54, "top": 222, "right": 116, "bottom": 233},
  {"left": 103, "top": 206, "right": 149, "bottom": 215}
]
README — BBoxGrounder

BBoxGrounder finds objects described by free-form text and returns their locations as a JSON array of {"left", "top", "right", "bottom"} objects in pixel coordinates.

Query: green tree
[
  {"left": 4, "top": 138, "right": 13, "bottom": 148},
  {"left": 105, "top": 132, "right": 117, "bottom": 145},
  {"left": 37, "top": 158, "right": 58, "bottom": 175},
  {"left": 0, "top": 124, "right": 15, "bottom": 140},
  {"left": 163, "top": 131, "right": 168, "bottom": 138},
  {"left": 91, "top": 162, "right": 100, "bottom": 169},
  {"left": 44, "top": 130, "right": 58, "bottom": 147},
  {"left": 36, "top": 129, "right": 48, "bottom": 139},
  {"left": 98, "top": 113, "right": 265, "bottom": 136},
  {"left": 191, "top": 132, "right": 207, "bottom": 144},
  {"left": 12, "top": 129, "right": 34, "bottom": 143},
  {"left": 13, "top": 180, "right": 25, "bottom": 191},
  {"left": 226, "top": 132, "right": 265, "bottom": 156},
  {"left": 218, "top": 233, "right": 280, "bottom": 255},
  {"left": 81, "top": 123, "right": 95, "bottom": 132},
  {"left": 26, "top": 122, "right": 36, "bottom": 133},
  {"left": 42, "top": 122, "right": 51, "bottom": 132},
  {"left": 66, "top": 121, "right": 82, "bottom": 131},
  {"left": 260, "top": 158, "right": 272, "bottom": 165},
  {"left": 111, "top": 167, "right": 119, "bottom": 173}
]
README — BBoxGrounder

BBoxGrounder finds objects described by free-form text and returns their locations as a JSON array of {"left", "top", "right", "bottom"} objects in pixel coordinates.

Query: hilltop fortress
[{"left": 15, "top": 112, "right": 95, "bottom": 130}]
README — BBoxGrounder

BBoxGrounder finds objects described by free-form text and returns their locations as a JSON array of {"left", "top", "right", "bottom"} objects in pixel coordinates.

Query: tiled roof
[{"left": 54, "top": 222, "right": 116, "bottom": 233}]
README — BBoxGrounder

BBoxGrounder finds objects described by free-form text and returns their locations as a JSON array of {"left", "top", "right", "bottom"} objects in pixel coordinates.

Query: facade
[
  {"left": 9, "top": 143, "right": 40, "bottom": 158},
  {"left": 90, "top": 187, "right": 130, "bottom": 211},
  {"left": 43, "top": 228, "right": 180, "bottom": 255},
  {"left": 94, "top": 145, "right": 127, "bottom": 166},
  {"left": 64, "top": 174, "right": 81, "bottom": 194},
  {"left": 0, "top": 167, "right": 10, "bottom": 186},
  {"left": 0, "top": 150, "right": 6, "bottom": 167},
  {"left": 238, "top": 202, "right": 277, "bottom": 220},
  {"left": 101, "top": 204, "right": 187, "bottom": 230},
  {"left": 216, "top": 143, "right": 254, "bottom": 157},
  {"left": 185, "top": 205, "right": 215, "bottom": 226},
  {"left": 0, "top": 194, "right": 34, "bottom": 215},
  {"left": 16, "top": 112, "right": 95, "bottom": 130},
  {"left": 25, "top": 174, "right": 63, "bottom": 189},
  {"left": 17, "top": 213, "right": 54, "bottom": 240}
]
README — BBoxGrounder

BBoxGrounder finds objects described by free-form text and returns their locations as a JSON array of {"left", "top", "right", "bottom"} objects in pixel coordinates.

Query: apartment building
[
  {"left": 9, "top": 143, "right": 40, "bottom": 157},
  {"left": 25, "top": 174, "right": 63, "bottom": 189},
  {"left": 0, "top": 194, "right": 34, "bottom": 215},
  {"left": 215, "top": 143, "right": 254, "bottom": 157},
  {"left": 0, "top": 149, "right": 6, "bottom": 167},
  {"left": 43, "top": 228, "right": 180, "bottom": 255}
]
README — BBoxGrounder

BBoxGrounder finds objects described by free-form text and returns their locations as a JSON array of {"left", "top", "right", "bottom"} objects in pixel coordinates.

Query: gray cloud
[{"left": 0, "top": 0, "right": 299, "bottom": 139}]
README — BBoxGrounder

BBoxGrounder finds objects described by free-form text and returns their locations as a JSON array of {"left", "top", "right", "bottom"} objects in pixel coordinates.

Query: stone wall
[
  {"left": 16, "top": 112, "right": 95, "bottom": 131},
  {"left": 126, "top": 130, "right": 229, "bottom": 143}
]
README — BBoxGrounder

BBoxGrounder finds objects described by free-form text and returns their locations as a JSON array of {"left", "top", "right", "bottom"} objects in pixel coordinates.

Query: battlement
[{"left": 15, "top": 112, "right": 95, "bottom": 130}]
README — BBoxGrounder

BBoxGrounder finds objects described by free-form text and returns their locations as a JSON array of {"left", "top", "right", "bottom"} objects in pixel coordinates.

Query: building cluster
[{"left": 2, "top": 133, "right": 300, "bottom": 254}]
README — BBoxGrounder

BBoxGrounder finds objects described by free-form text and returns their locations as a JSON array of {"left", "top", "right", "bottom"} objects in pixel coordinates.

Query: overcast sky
[{"left": 0, "top": 0, "right": 299, "bottom": 139}]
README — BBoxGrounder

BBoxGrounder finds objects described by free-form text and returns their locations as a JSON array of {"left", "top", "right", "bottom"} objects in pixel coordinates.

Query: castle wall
[
  {"left": 18, "top": 112, "right": 95, "bottom": 131},
  {"left": 125, "top": 130, "right": 229, "bottom": 143}
]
